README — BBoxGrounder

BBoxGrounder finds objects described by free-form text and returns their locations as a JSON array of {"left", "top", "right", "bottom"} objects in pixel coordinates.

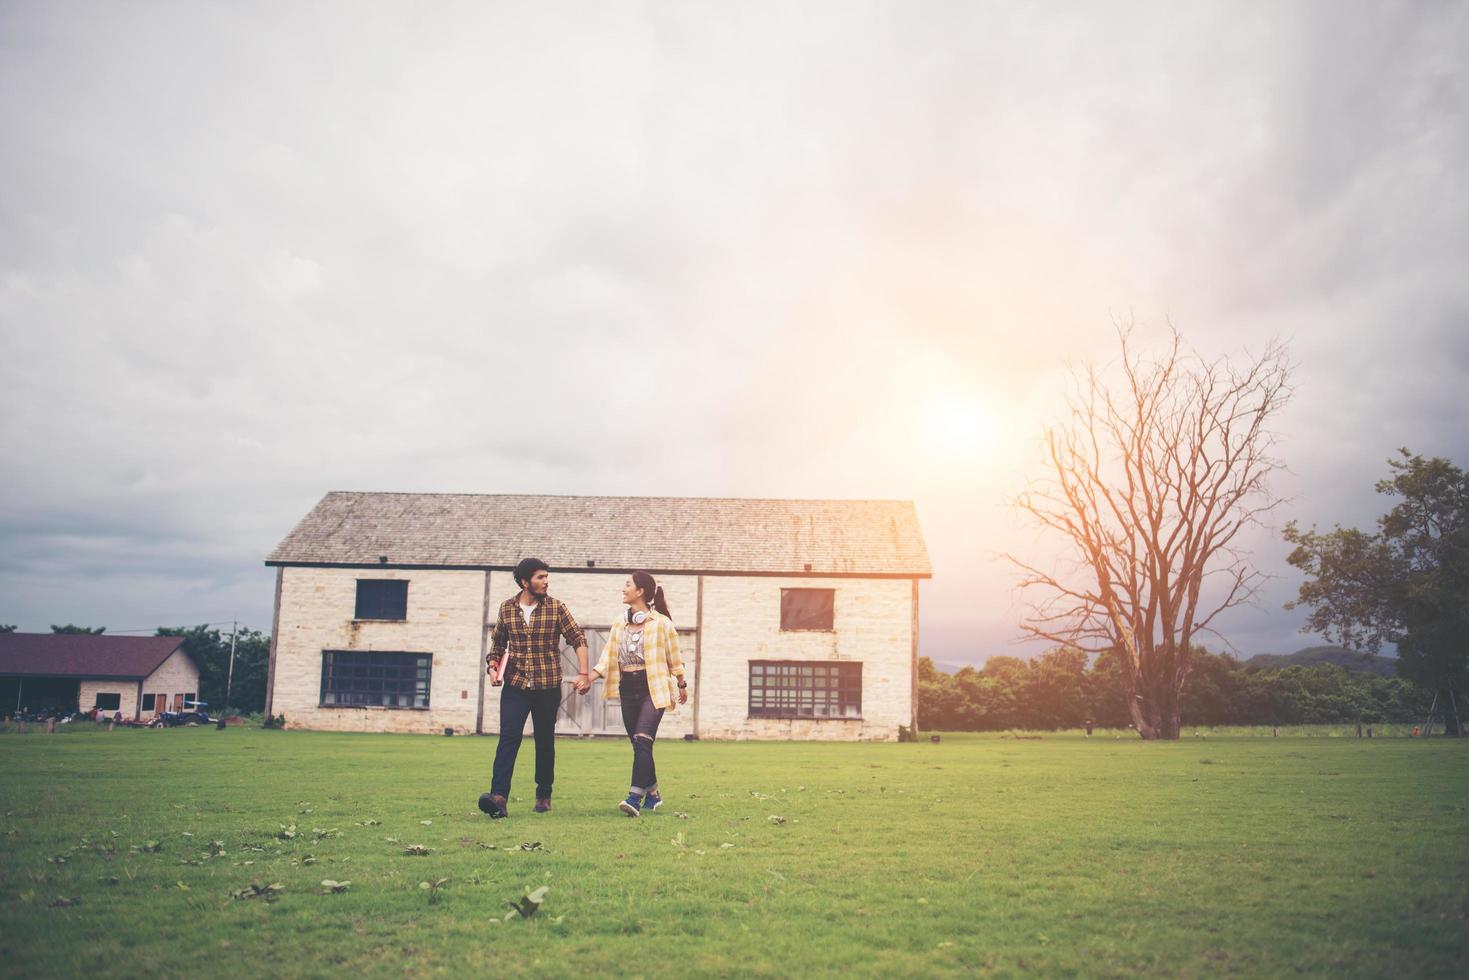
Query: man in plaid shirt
[{"left": 478, "top": 558, "right": 590, "bottom": 818}]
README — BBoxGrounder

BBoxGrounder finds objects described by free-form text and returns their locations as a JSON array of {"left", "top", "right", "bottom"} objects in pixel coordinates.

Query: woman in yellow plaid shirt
[{"left": 583, "top": 570, "right": 688, "bottom": 816}]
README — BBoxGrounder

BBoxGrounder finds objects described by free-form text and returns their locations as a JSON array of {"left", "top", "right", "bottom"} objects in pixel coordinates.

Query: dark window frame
[
  {"left": 94, "top": 692, "right": 122, "bottom": 711},
  {"left": 747, "top": 660, "right": 861, "bottom": 719},
  {"left": 354, "top": 579, "right": 409, "bottom": 621},
  {"left": 780, "top": 588, "right": 835, "bottom": 631},
  {"left": 319, "top": 650, "right": 432, "bottom": 710},
  {"left": 142, "top": 693, "right": 156, "bottom": 712}
]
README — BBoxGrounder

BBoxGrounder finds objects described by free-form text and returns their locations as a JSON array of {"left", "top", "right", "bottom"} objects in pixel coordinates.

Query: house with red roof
[{"left": 0, "top": 633, "right": 201, "bottom": 720}]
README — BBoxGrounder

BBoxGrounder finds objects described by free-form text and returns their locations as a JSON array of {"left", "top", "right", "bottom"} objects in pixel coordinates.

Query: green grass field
[{"left": 2, "top": 727, "right": 1466, "bottom": 978}]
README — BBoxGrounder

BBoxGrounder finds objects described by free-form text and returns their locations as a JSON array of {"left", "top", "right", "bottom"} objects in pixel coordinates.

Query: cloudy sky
[{"left": 2, "top": 1, "right": 1465, "bottom": 665}]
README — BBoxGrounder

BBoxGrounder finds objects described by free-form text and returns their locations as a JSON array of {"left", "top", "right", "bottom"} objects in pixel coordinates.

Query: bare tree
[{"left": 1010, "top": 326, "right": 1292, "bottom": 739}]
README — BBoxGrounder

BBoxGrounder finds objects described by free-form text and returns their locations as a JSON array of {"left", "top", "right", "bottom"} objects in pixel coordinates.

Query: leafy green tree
[
  {"left": 914, "top": 649, "right": 1426, "bottom": 732},
  {"left": 50, "top": 624, "right": 106, "bottom": 634},
  {"left": 0, "top": 624, "right": 16, "bottom": 633},
  {"left": 1286, "top": 451, "right": 1469, "bottom": 735},
  {"left": 1179, "top": 649, "right": 1246, "bottom": 726},
  {"left": 1025, "top": 648, "right": 1089, "bottom": 729}
]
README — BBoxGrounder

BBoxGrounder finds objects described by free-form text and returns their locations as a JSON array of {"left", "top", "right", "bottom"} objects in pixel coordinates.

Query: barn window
[
  {"left": 142, "top": 693, "right": 156, "bottom": 712},
  {"left": 320, "top": 650, "right": 431, "bottom": 709},
  {"left": 780, "top": 588, "right": 835, "bottom": 630},
  {"left": 355, "top": 579, "right": 409, "bottom": 621},
  {"left": 94, "top": 692, "right": 122, "bottom": 711},
  {"left": 748, "top": 661, "right": 861, "bottom": 718}
]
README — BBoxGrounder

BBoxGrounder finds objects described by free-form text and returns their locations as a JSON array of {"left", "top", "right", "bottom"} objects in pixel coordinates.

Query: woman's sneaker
[
  {"left": 644, "top": 790, "right": 663, "bottom": 812},
  {"left": 618, "top": 794, "right": 643, "bottom": 817}
]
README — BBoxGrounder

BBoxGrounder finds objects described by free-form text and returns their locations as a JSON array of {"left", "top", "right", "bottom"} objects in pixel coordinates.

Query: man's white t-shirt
[{"left": 519, "top": 601, "right": 538, "bottom": 626}]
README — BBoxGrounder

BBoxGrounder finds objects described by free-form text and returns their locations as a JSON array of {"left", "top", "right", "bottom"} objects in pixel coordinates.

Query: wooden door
[
  {"left": 172, "top": 693, "right": 183, "bottom": 711},
  {"left": 554, "top": 627, "right": 698, "bottom": 736},
  {"left": 556, "top": 629, "right": 623, "bottom": 735}
]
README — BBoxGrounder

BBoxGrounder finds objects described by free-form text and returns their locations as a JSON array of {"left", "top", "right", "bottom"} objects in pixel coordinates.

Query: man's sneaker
[
  {"left": 618, "top": 794, "right": 643, "bottom": 817},
  {"left": 644, "top": 790, "right": 663, "bottom": 812},
  {"left": 477, "top": 792, "right": 508, "bottom": 819},
  {"left": 534, "top": 798, "right": 552, "bottom": 813}
]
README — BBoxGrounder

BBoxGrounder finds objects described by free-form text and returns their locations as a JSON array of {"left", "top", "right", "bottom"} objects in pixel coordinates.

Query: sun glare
[{"left": 922, "top": 391, "right": 997, "bottom": 456}]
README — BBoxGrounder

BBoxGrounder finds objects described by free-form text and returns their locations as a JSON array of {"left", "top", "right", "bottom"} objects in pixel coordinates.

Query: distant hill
[{"left": 1243, "top": 645, "right": 1398, "bottom": 678}]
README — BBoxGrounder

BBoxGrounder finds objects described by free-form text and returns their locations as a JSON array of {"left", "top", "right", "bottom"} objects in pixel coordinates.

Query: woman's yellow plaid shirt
[{"left": 593, "top": 610, "right": 687, "bottom": 710}]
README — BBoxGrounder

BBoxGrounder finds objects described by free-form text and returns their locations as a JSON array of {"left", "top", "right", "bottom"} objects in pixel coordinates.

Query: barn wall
[
  {"left": 695, "top": 575, "right": 915, "bottom": 741},
  {"left": 270, "top": 567, "right": 484, "bottom": 734},
  {"left": 139, "top": 649, "right": 201, "bottom": 717},
  {"left": 78, "top": 678, "right": 135, "bottom": 718},
  {"left": 268, "top": 566, "right": 915, "bottom": 741}
]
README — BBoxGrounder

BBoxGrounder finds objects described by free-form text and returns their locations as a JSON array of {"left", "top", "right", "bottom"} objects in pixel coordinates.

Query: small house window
[
  {"left": 780, "top": 588, "right": 835, "bottom": 630},
  {"left": 142, "top": 693, "right": 156, "bottom": 711},
  {"left": 94, "top": 692, "right": 121, "bottom": 711},
  {"left": 320, "top": 650, "right": 431, "bottom": 709},
  {"left": 355, "top": 579, "right": 408, "bottom": 621},
  {"left": 185, "top": 693, "right": 198, "bottom": 708},
  {"left": 748, "top": 661, "right": 861, "bottom": 718}
]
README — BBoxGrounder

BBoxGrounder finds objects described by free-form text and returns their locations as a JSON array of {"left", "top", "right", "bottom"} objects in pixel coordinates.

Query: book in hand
[{"left": 489, "top": 651, "right": 511, "bottom": 686}]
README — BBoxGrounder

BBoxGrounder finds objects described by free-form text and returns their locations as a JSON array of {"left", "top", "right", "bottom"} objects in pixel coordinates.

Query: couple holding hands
[{"left": 477, "top": 558, "right": 688, "bottom": 819}]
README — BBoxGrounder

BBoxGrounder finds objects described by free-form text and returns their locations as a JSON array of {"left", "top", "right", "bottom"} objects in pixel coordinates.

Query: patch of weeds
[
  {"left": 504, "top": 885, "right": 549, "bottom": 920},
  {"left": 231, "top": 881, "right": 284, "bottom": 903},
  {"left": 420, "top": 877, "right": 449, "bottom": 904}
]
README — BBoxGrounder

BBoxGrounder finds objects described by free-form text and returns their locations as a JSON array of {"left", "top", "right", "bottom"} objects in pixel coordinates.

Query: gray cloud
[{"left": 1, "top": 1, "right": 1466, "bottom": 660}]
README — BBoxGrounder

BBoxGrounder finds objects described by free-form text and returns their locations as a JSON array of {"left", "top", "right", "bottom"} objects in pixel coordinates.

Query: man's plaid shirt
[{"left": 489, "top": 595, "right": 586, "bottom": 690}]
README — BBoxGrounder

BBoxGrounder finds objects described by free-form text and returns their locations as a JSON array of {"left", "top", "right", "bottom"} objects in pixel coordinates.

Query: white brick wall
[
  {"left": 78, "top": 679, "right": 134, "bottom": 718},
  {"left": 269, "top": 566, "right": 916, "bottom": 740},
  {"left": 76, "top": 649, "right": 200, "bottom": 719},
  {"left": 142, "top": 649, "right": 201, "bottom": 716},
  {"left": 271, "top": 567, "right": 485, "bottom": 734},
  {"left": 695, "top": 576, "right": 914, "bottom": 741}
]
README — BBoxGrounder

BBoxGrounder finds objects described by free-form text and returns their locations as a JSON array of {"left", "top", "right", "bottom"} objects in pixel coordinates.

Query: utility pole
[{"left": 224, "top": 620, "right": 238, "bottom": 717}]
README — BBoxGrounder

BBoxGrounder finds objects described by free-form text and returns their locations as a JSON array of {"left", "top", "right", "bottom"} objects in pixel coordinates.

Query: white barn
[{"left": 264, "top": 492, "right": 931, "bottom": 740}]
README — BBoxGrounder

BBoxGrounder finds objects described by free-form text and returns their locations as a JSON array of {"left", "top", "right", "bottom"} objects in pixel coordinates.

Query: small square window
[
  {"left": 94, "top": 692, "right": 121, "bottom": 711},
  {"left": 355, "top": 580, "right": 409, "bottom": 621},
  {"left": 780, "top": 589, "right": 834, "bottom": 630}
]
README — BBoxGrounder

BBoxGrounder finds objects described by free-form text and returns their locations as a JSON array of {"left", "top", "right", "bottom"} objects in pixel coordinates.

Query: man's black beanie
[{"left": 514, "top": 557, "right": 550, "bottom": 588}]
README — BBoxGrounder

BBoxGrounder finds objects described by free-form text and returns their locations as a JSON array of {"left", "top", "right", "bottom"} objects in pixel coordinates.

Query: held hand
[{"left": 677, "top": 685, "right": 689, "bottom": 705}]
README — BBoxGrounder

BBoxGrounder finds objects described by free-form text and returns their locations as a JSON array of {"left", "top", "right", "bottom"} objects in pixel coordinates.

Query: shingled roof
[
  {"left": 267, "top": 492, "right": 931, "bottom": 577},
  {"left": 0, "top": 634, "right": 187, "bottom": 679}
]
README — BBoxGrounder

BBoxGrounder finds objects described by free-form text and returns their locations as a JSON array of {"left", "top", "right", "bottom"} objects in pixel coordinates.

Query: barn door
[{"left": 556, "top": 629, "right": 624, "bottom": 735}]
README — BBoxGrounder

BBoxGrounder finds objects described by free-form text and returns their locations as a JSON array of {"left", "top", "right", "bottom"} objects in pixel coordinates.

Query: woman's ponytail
[{"left": 632, "top": 570, "right": 673, "bottom": 622}]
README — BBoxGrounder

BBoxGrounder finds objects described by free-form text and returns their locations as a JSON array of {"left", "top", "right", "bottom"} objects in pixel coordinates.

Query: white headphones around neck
[{"left": 625, "top": 609, "right": 649, "bottom": 625}]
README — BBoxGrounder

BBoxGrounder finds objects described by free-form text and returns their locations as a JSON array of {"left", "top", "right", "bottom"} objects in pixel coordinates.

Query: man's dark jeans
[{"left": 490, "top": 684, "right": 561, "bottom": 799}]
